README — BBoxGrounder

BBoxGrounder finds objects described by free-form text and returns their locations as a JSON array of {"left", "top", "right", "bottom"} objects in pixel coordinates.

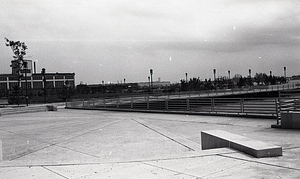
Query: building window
[
  {"left": 33, "top": 76, "right": 42, "bottom": 80},
  {"left": 65, "top": 75, "right": 74, "bottom": 79},
  {"left": 0, "top": 83, "right": 7, "bottom": 90},
  {"left": 33, "top": 82, "right": 43, "bottom": 89},
  {"left": 0, "top": 77, "right": 7, "bottom": 81},
  {"left": 55, "top": 81, "right": 65, "bottom": 88},
  {"left": 55, "top": 75, "right": 64, "bottom": 79}
]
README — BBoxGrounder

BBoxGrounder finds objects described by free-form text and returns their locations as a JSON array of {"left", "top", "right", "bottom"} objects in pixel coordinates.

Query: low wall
[{"left": 281, "top": 112, "right": 300, "bottom": 129}]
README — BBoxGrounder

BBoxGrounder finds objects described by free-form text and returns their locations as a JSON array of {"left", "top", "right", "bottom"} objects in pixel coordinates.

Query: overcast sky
[{"left": 1, "top": 0, "right": 299, "bottom": 84}]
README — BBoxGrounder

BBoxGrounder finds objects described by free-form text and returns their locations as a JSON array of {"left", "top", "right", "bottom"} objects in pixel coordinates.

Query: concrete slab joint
[{"left": 201, "top": 130, "right": 282, "bottom": 158}]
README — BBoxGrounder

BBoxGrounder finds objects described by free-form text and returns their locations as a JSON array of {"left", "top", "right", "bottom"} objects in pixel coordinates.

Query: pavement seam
[
  {"left": 217, "top": 154, "right": 300, "bottom": 171},
  {"left": 200, "top": 161, "right": 249, "bottom": 178},
  {"left": 7, "top": 119, "right": 125, "bottom": 161},
  {"left": 142, "top": 162, "right": 203, "bottom": 179},
  {"left": 283, "top": 146, "right": 300, "bottom": 150},
  {"left": 139, "top": 117, "right": 253, "bottom": 128},
  {"left": 53, "top": 119, "right": 125, "bottom": 144},
  {"left": 41, "top": 166, "right": 69, "bottom": 179},
  {"left": 131, "top": 118, "right": 196, "bottom": 151},
  {"left": 0, "top": 152, "right": 238, "bottom": 168}
]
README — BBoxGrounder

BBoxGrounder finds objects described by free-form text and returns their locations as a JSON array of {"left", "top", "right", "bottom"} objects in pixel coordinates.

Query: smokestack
[
  {"left": 284, "top": 67, "right": 286, "bottom": 78},
  {"left": 34, "top": 62, "right": 36, "bottom": 74},
  {"left": 213, "top": 69, "right": 216, "bottom": 81}
]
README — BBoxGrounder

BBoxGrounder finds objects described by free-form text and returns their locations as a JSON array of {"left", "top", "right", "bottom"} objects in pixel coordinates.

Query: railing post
[
  {"left": 93, "top": 98, "right": 95, "bottom": 108},
  {"left": 131, "top": 96, "right": 133, "bottom": 109},
  {"left": 276, "top": 98, "right": 280, "bottom": 125},
  {"left": 147, "top": 95, "right": 150, "bottom": 110},
  {"left": 187, "top": 98, "right": 190, "bottom": 111},
  {"left": 165, "top": 97, "right": 169, "bottom": 111},
  {"left": 117, "top": 97, "right": 119, "bottom": 109},
  {"left": 211, "top": 98, "right": 214, "bottom": 112},
  {"left": 73, "top": 99, "right": 75, "bottom": 107},
  {"left": 103, "top": 98, "right": 106, "bottom": 108},
  {"left": 241, "top": 98, "right": 244, "bottom": 113},
  {"left": 83, "top": 99, "right": 85, "bottom": 108}
]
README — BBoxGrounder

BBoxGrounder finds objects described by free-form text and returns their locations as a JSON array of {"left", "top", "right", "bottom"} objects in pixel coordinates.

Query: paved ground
[{"left": 0, "top": 108, "right": 300, "bottom": 178}]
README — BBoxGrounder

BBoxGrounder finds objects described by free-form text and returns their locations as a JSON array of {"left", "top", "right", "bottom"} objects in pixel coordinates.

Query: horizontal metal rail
[{"left": 66, "top": 95, "right": 287, "bottom": 118}]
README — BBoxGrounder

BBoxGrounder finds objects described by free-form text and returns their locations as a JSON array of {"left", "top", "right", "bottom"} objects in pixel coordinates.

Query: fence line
[
  {"left": 66, "top": 95, "right": 282, "bottom": 118},
  {"left": 66, "top": 83, "right": 300, "bottom": 119}
]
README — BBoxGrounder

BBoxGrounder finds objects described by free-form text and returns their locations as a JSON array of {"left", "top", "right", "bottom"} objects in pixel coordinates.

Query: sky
[{"left": 0, "top": 0, "right": 300, "bottom": 84}]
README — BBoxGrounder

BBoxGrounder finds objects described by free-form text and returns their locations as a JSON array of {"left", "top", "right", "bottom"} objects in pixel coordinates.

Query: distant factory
[{"left": 0, "top": 59, "right": 75, "bottom": 97}]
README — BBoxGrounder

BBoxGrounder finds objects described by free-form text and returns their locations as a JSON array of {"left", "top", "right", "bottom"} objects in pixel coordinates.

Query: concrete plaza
[{"left": 0, "top": 108, "right": 300, "bottom": 178}]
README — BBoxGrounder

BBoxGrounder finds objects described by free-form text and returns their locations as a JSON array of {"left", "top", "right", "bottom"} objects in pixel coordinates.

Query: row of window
[
  {"left": 0, "top": 81, "right": 73, "bottom": 90},
  {"left": 0, "top": 75, "right": 74, "bottom": 81}
]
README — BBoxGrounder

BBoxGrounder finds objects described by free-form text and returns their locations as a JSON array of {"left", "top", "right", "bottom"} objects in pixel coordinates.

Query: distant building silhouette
[{"left": 0, "top": 59, "right": 75, "bottom": 97}]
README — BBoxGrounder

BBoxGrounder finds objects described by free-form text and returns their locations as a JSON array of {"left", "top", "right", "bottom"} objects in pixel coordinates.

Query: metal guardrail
[
  {"left": 66, "top": 83, "right": 300, "bottom": 119},
  {"left": 66, "top": 95, "right": 280, "bottom": 118},
  {"left": 280, "top": 98, "right": 300, "bottom": 112}
]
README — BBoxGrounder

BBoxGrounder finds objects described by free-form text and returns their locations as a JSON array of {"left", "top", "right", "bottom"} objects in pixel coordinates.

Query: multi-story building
[{"left": 0, "top": 59, "right": 75, "bottom": 97}]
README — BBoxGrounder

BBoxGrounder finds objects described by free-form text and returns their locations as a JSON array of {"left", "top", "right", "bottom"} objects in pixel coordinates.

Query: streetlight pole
[
  {"left": 150, "top": 69, "right": 153, "bottom": 93},
  {"left": 41, "top": 68, "right": 46, "bottom": 103},
  {"left": 213, "top": 69, "right": 216, "bottom": 81},
  {"left": 23, "top": 61, "right": 28, "bottom": 106},
  {"left": 148, "top": 76, "right": 150, "bottom": 92}
]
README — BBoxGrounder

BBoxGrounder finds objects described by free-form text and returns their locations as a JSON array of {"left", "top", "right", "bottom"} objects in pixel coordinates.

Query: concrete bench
[{"left": 201, "top": 130, "right": 282, "bottom": 158}]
